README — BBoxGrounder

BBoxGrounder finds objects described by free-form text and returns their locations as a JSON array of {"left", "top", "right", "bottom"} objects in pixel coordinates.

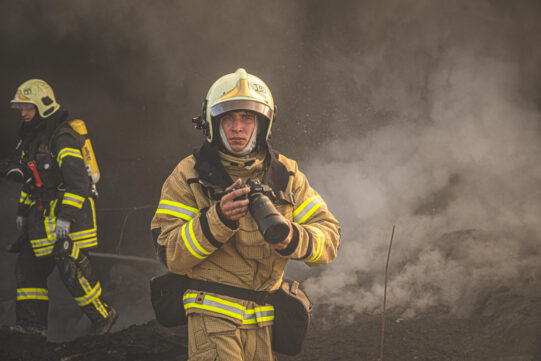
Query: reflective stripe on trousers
[{"left": 183, "top": 293, "right": 274, "bottom": 325}]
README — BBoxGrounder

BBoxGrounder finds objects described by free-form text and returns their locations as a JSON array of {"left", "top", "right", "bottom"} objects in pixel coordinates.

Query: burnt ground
[{"left": 2, "top": 289, "right": 541, "bottom": 361}]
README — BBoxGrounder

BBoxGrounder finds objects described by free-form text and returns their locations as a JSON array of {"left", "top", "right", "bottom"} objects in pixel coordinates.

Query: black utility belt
[
  {"left": 29, "top": 188, "right": 61, "bottom": 204},
  {"left": 149, "top": 273, "right": 312, "bottom": 356}
]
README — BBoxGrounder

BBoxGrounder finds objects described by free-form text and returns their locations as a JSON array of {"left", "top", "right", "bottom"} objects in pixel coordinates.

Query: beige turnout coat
[{"left": 151, "top": 142, "right": 340, "bottom": 328}]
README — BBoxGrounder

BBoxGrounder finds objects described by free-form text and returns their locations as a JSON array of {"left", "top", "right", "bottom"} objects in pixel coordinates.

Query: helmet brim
[{"left": 210, "top": 100, "right": 273, "bottom": 121}]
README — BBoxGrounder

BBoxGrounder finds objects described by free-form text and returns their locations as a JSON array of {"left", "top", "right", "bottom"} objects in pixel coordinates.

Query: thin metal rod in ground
[{"left": 380, "top": 225, "right": 396, "bottom": 361}]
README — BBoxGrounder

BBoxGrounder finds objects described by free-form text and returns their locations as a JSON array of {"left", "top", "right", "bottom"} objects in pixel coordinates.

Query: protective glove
[
  {"left": 16, "top": 216, "right": 27, "bottom": 232},
  {"left": 55, "top": 218, "right": 71, "bottom": 240}
]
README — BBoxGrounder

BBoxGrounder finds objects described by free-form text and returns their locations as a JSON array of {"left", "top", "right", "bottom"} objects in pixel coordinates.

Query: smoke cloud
[{"left": 298, "top": 3, "right": 541, "bottom": 319}]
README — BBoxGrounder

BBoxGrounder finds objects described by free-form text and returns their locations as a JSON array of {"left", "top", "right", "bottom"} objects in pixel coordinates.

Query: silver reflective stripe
[
  {"left": 75, "top": 282, "right": 101, "bottom": 306},
  {"left": 71, "top": 230, "right": 97, "bottom": 240},
  {"left": 63, "top": 195, "right": 84, "bottom": 206},
  {"left": 157, "top": 203, "right": 198, "bottom": 220},
  {"left": 34, "top": 246, "right": 54, "bottom": 257},
  {"left": 293, "top": 197, "right": 324, "bottom": 223},
  {"left": 244, "top": 309, "right": 274, "bottom": 321},
  {"left": 31, "top": 239, "right": 55, "bottom": 247},
  {"left": 17, "top": 288, "right": 49, "bottom": 300},
  {"left": 183, "top": 293, "right": 275, "bottom": 324},
  {"left": 182, "top": 221, "right": 210, "bottom": 259}
]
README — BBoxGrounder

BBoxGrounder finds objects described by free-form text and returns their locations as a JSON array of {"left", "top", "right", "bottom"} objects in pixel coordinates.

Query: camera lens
[
  {"left": 264, "top": 222, "right": 291, "bottom": 244},
  {"left": 248, "top": 193, "right": 290, "bottom": 244}
]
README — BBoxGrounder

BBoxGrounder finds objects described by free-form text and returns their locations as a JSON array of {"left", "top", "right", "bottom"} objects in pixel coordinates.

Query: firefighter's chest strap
[{"left": 187, "top": 278, "right": 272, "bottom": 305}]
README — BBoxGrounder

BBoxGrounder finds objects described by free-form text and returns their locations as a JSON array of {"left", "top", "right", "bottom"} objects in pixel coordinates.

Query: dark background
[{"left": 1, "top": 0, "right": 541, "bottom": 344}]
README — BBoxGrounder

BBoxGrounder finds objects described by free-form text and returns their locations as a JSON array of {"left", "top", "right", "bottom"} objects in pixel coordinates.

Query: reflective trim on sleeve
[
  {"left": 57, "top": 147, "right": 83, "bottom": 167},
  {"left": 156, "top": 199, "right": 200, "bottom": 221},
  {"left": 181, "top": 220, "right": 211, "bottom": 259},
  {"left": 306, "top": 227, "right": 326, "bottom": 263},
  {"left": 17, "top": 288, "right": 49, "bottom": 301},
  {"left": 293, "top": 196, "right": 325, "bottom": 224},
  {"left": 183, "top": 293, "right": 275, "bottom": 325},
  {"left": 70, "top": 237, "right": 98, "bottom": 260},
  {"left": 62, "top": 192, "right": 86, "bottom": 209},
  {"left": 19, "top": 191, "right": 32, "bottom": 205}
]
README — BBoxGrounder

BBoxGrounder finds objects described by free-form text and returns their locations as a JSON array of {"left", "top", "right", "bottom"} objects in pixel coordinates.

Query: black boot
[{"left": 89, "top": 306, "right": 118, "bottom": 335}]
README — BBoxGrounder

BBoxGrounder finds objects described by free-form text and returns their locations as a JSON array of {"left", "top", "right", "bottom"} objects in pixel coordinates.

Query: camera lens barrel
[{"left": 248, "top": 193, "right": 290, "bottom": 244}]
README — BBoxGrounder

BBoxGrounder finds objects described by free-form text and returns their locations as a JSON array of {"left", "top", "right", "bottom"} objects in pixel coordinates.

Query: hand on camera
[{"left": 219, "top": 179, "right": 250, "bottom": 221}]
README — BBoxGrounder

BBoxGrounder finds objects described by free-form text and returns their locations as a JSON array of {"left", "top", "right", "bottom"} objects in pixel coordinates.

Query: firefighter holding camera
[
  {"left": 151, "top": 68, "right": 340, "bottom": 360},
  {"left": 4, "top": 79, "right": 118, "bottom": 337}
]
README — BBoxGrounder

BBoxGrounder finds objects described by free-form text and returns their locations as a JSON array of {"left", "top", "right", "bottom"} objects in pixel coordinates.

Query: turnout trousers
[
  {"left": 187, "top": 313, "right": 276, "bottom": 361},
  {"left": 15, "top": 239, "right": 112, "bottom": 330}
]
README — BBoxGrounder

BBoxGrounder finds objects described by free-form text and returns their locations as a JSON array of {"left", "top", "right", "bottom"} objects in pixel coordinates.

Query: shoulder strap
[{"left": 49, "top": 121, "right": 85, "bottom": 152}]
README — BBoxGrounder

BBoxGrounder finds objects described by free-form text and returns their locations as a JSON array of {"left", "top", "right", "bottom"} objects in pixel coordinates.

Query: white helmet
[{"left": 194, "top": 68, "right": 276, "bottom": 146}]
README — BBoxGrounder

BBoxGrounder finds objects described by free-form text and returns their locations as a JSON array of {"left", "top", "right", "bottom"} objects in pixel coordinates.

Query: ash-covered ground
[
  {"left": 3, "top": 288, "right": 541, "bottom": 361},
  {"left": 3, "top": 241, "right": 541, "bottom": 361}
]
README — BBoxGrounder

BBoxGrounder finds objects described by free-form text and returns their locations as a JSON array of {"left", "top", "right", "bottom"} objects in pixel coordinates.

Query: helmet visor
[
  {"left": 11, "top": 102, "right": 36, "bottom": 111},
  {"left": 210, "top": 100, "right": 272, "bottom": 121}
]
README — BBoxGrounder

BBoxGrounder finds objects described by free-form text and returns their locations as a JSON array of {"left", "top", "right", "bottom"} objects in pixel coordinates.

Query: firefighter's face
[
  {"left": 220, "top": 111, "right": 256, "bottom": 152},
  {"left": 18, "top": 104, "right": 37, "bottom": 122}
]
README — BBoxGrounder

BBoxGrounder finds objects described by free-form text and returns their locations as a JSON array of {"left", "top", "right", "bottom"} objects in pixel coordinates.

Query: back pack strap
[
  {"left": 187, "top": 277, "right": 273, "bottom": 306},
  {"left": 54, "top": 127, "right": 85, "bottom": 148}
]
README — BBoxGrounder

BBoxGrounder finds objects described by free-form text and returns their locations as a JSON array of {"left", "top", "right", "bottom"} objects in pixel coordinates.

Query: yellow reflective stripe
[
  {"left": 17, "top": 288, "right": 49, "bottom": 301},
  {"left": 62, "top": 193, "right": 85, "bottom": 209},
  {"left": 293, "top": 196, "right": 325, "bottom": 224},
  {"left": 156, "top": 199, "right": 200, "bottom": 221},
  {"left": 70, "top": 230, "right": 97, "bottom": 240},
  {"left": 74, "top": 279, "right": 103, "bottom": 307},
  {"left": 181, "top": 220, "right": 210, "bottom": 259},
  {"left": 57, "top": 147, "right": 83, "bottom": 167},
  {"left": 183, "top": 294, "right": 275, "bottom": 325},
  {"left": 20, "top": 191, "right": 32, "bottom": 205},
  {"left": 307, "top": 227, "right": 326, "bottom": 263},
  {"left": 92, "top": 298, "right": 109, "bottom": 318},
  {"left": 243, "top": 306, "right": 275, "bottom": 324},
  {"left": 70, "top": 237, "right": 98, "bottom": 259},
  {"left": 62, "top": 200, "right": 82, "bottom": 208},
  {"left": 34, "top": 246, "right": 54, "bottom": 257},
  {"left": 30, "top": 238, "right": 55, "bottom": 247}
]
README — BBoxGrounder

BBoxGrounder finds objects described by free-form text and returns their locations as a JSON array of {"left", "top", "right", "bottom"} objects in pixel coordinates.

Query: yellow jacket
[{"left": 151, "top": 142, "right": 340, "bottom": 328}]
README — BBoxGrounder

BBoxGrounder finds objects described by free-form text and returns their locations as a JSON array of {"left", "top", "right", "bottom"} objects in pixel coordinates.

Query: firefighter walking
[
  {"left": 151, "top": 68, "right": 341, "bottom": 360},
  {"left": 4, "top": 79, "right": 118, "bottom": 337}
]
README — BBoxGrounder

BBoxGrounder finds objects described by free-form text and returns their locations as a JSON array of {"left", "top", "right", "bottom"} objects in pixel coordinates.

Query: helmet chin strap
[{"left": 219, "top": 117, "right": 259, "bottom": 157}]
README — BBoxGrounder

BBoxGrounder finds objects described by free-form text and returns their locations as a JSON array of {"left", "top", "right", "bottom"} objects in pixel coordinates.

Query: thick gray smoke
[{"left": 300, "top": 29, "right": 541, "bottom": 319}]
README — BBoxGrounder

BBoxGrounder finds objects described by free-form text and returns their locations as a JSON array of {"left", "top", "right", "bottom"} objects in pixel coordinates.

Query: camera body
[{"left": 225, "top": 178, "right": 290, "bottom": 245}]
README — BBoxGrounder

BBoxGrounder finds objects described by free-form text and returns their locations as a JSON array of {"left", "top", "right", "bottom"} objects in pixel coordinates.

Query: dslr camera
[{"left": 217, "top": 178, "right": 290, "bottom": 244}]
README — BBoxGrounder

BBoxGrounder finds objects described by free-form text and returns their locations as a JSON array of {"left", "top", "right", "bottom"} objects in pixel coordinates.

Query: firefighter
[
  {"left": 4, "top": 79, "right": 118, "bottom": 337},
  {"left": 151, "top": 68, "right": 341, "bottom": 360}
]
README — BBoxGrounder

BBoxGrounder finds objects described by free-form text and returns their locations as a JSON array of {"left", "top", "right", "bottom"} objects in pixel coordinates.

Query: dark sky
[{"left": 1, "top": 0, "right": 541, "bottom": 328}]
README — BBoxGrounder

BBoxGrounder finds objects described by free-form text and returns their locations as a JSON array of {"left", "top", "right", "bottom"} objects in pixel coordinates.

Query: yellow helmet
[
  {"left": 10, "top": 79, "right": 60, "bottom": 118},
  {"left": 195, "top": 68, "right": 275, "bottom": 144}
]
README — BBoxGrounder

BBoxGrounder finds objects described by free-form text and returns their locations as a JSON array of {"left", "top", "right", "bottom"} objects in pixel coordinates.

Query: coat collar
[{"left": 193, "top": 141, "right": 289, "bottom": 193}]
